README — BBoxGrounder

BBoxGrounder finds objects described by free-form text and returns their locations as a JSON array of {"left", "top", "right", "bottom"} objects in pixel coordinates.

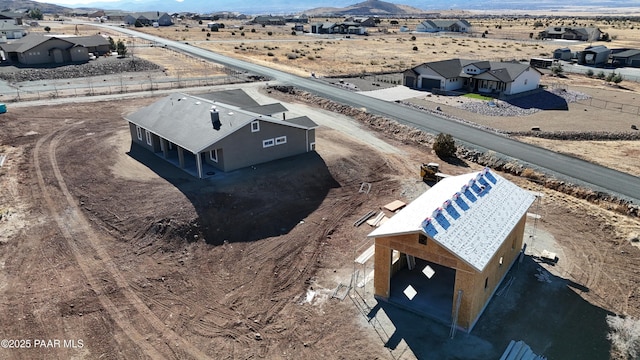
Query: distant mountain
[
  {"left": 305, "top": 0, "right": 426, "bottom": 16},
  {"left": 5, "top": 0, "right": 636, "bottom": 15},
  {"left": 0, "top": 0, "right": 72, "bottom": 13}
]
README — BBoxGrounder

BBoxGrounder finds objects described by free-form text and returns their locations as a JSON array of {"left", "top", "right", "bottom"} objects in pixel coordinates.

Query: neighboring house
[
  {"left": 311, "top": 22, "right": 337, "bottom": 34},
  {"left": 345, "top": 16, "right": 377, "bottom": 27},
  {"left": 293, "top": 24, "right": 304, "bottom": 32},
  {"left": 610, "top": 49, "right": 640, "bottom": 68},
  {"left": 104, "top": 10, "right": 128, "bottom": 22},
  {"left": 368, "top": 168, "right": 535, "bottom": 331},
  {"left": 553, "top": 47, "right": 573, "bottom": 61},
  {"left": 125, "top": 91, "right": 318, "bottom": 177},
  {"left": 285, "top": 15, "right": 309, "bottom": 23},
  {"left": 577, "top": 45, "right": 611, "bottom": 66},
  {"left": 0, "top": 22, "right": 27, "bottom": 39},
  {"left": 252, "top": 15, "right": 286, "bottom": 26},
  {"left": 311, "top": 21, "right": 365, "bottom": 35},
  {"left": 0, "top": 34, "right": 109, "bottom": 65},
  {"left": 538, "top": 26, "right": 602, "bottom": 41},
  {"left": 123, "top": 12, "right": 173, "bottom": 26},
  {"left": 404, "top": 58, "right": 542, "bottom": 96},
  {"left": 0, "top": 11, "right": 24, "bottom": 25},
  {"left": 416, "top": 19, "right": 471, "bottom": 33}
]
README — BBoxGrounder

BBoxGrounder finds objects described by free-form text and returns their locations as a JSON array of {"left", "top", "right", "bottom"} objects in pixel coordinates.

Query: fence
[
  {"left": 0, "top": 69, "right": 248, "bottom": 103},
  {"left": 576, "top": 97, "right": 640, "bottom": 115}
]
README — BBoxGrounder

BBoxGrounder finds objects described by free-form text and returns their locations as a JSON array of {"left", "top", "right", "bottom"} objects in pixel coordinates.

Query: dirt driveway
[{"left": 0, "top": 84, "right": 638, "bottom": 359}]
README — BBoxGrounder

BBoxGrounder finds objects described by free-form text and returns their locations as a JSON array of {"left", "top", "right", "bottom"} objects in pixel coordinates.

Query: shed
[
  {"left": 368, "top": 168, "right": 535, "bottom": 331},
  {"left": 553, "top": 47, "right": 572, "bottom": 61}
]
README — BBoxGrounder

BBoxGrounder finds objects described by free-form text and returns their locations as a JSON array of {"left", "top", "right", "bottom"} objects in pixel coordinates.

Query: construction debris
[
  {"left": 383, "top": 200, "right": 406, "bottom": 212},
  {"left": 366, "top": 212, "right": 386, "bottom": 227},
  {"left": 354, "top": 210, "right": 376, "bottom": 227},
  {"left": 359, "top": 182, "right": 371, "bottom": 194},
  {"left": 500, "top": 340, "right": 547, "bottom": 360}
]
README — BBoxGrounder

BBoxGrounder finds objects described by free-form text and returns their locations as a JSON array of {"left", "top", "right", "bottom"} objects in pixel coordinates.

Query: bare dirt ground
[
  {"left": 0, "top": 18, "right": 638, "bottom": 360},
  {"left": 1, "top": 86, "right": 639, "bottom": 359}
]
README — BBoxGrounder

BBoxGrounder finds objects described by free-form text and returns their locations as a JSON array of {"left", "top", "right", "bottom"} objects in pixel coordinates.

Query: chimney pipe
[{"left": 210, "top": 106, "right": 221, "bottom": 129}]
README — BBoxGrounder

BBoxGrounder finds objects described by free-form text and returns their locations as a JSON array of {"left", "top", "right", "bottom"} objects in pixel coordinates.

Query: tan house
[{"left": 368, "top": 168, "right": 535, "bottom": 332}]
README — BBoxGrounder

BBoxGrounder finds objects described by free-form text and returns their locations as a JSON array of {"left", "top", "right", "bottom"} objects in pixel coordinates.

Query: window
[
  {"left": 418, "top": 234, "right": 427, "bottom": 245},
  {"left": 275, "top": 136, "right": 287, "bottom": 145},
  {"left": 484, "top": 277, "right": 488, "bottom": 290},
  {"left": 524, "top": 79, "right": 528, "bottom": 85},
  {"left": 251, "top": 121, "right": 260, "bottom": 132},
  {"left": 136, "top": 126, "right": 143, "bottom": 141},
  {"left": 145, "top": 130, "right": 152, "bottom": 146},
  {"left": 209, "top": 149, "right": 218, "bottom": 162},
  {"left": 309, "top": 142, "right": 316, "bottom": 151},
  {"left": 262, "top": 139, "right": 274, "bottom": 148},
  {"left": 499, "top": 256, "right": 504, "bottom": 267}
]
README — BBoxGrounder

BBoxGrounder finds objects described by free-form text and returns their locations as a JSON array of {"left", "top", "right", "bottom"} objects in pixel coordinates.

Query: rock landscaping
[{"left": 0, "top": 57, "right": 162, "bottom": 83}]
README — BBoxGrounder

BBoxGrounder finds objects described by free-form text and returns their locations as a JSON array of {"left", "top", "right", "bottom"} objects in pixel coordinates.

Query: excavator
[{"left": 420, "top": 163, "right": 440, "bottom": 182}]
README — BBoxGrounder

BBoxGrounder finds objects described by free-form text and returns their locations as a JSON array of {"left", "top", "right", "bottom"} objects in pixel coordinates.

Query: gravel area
[
  {"left": 458, "top": 88, "right": 591, "bottom": 117},
  {"left": 0, "top": 57, "right": 162, "bottom": 83}
]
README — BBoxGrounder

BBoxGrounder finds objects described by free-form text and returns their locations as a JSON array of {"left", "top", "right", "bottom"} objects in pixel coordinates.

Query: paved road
[{"left": 93, "top": 24, "right": 640, "bottom": 203}]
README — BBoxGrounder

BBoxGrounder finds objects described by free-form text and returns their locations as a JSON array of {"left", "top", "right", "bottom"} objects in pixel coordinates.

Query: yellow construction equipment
[{"left": 420, "top": 163, "right": 440, "bottom": 182}]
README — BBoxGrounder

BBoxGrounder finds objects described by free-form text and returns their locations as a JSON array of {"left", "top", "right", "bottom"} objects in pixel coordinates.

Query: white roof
[{"left": 368, "top": 168, "right": 535, "bottom": 272}]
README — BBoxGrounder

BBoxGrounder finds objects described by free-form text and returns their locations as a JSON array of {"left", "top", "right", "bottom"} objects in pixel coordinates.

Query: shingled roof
[{"left": 125, "top": 92, "right": 317, "bottom": 154}]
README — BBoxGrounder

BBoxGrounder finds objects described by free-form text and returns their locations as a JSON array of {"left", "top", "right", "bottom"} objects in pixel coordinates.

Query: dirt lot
[
  {"left": 0, "top": 84, "right": 639, "bottom": 359},
  {"left": 0, "top": 18, "right": 638, "bottom": 360}
]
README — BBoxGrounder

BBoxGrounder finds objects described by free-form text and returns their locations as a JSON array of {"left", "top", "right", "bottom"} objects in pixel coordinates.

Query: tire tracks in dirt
[{"left": 35, "top": 125, "right": 211, "bottom": 359}]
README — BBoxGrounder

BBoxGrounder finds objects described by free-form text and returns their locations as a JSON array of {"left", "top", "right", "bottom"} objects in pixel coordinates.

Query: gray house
[
  {"left": 125, "top": 91, "right": 318, "bottom": 177},
  {"left": 416, "top": 19, "right": 471, "bottom": 33},
  {"left": 539, "top": 26, "right": 602, "bottom": 41},
  {"left": 0, "top": 22, "right": 26, "bottom": 39},
  {"left": 123, "top": 12, "right": 173, "bottom": 26},
  {"left": 577, "top": 45, "right": 610, "bottom": 66},
  {"left": 0, "top": 34, "right": 109, "bottom": 65},
  {"left": 610, "top": 49, "right": 640, "bottom": 68}
]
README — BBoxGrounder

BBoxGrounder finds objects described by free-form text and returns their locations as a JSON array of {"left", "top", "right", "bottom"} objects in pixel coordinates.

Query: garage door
[
  {"left": 631, "top": 59, "right": 640, "bottom": 68},
  {"left": 421, "top": 78, "right": 441, "bottom": 90}
]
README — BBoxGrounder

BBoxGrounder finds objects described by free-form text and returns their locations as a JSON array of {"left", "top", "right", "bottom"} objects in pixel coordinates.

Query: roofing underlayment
[{"left": 369, "top": 168, "right": 535, "bottom": 272}]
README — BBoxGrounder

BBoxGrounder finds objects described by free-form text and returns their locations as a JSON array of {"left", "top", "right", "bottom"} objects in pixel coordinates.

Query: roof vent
[{"left": 210, "top": 106, "right": 221, "bottom": 130}]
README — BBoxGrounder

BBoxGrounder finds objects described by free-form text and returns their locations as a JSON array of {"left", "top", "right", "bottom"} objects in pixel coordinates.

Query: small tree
[
  {"left": 605, "top": 71, "right": 616, "bottom": 82},
  {"left": 585, "top": 69, "right": 594, "bottom": 77},
  {"left": 29, "top": 8, "right": 43, "bottom": 20},
  {"left": 551, "top": 63, "right": 564, "bottom": 76},
  {"left": 612, "top": 73, "right": 623, "bottom": 84},
  {"left": 433, "top": 133, "right": 457, "bottom": 158},
  {"left": 596, "top": 71, "right": 606, "bottom": 79},
  {"left": 108, "top": 36, "right": 116, "bottom": 51},
  {"left": 44, "top": 26, "right": 51, "bottom": 33},
  {"left": 116, "top": 39, "right": 127, "bottom": 57},
  {"left": 412, "top": 46, "right": 418, "bottom": 51}
]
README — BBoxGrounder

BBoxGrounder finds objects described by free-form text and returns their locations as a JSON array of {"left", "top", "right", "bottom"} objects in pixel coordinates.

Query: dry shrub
[
  {"left": 521, "top": 168, "right": 543, "bottom": 181},
  {"left": 607, "top": 315, "right": 640, "bottom": 359}
]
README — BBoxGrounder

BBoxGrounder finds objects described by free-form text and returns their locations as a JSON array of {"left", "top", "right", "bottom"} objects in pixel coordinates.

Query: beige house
[{"left": 368, "top": 168, "right": 535, "bottom": 331}]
